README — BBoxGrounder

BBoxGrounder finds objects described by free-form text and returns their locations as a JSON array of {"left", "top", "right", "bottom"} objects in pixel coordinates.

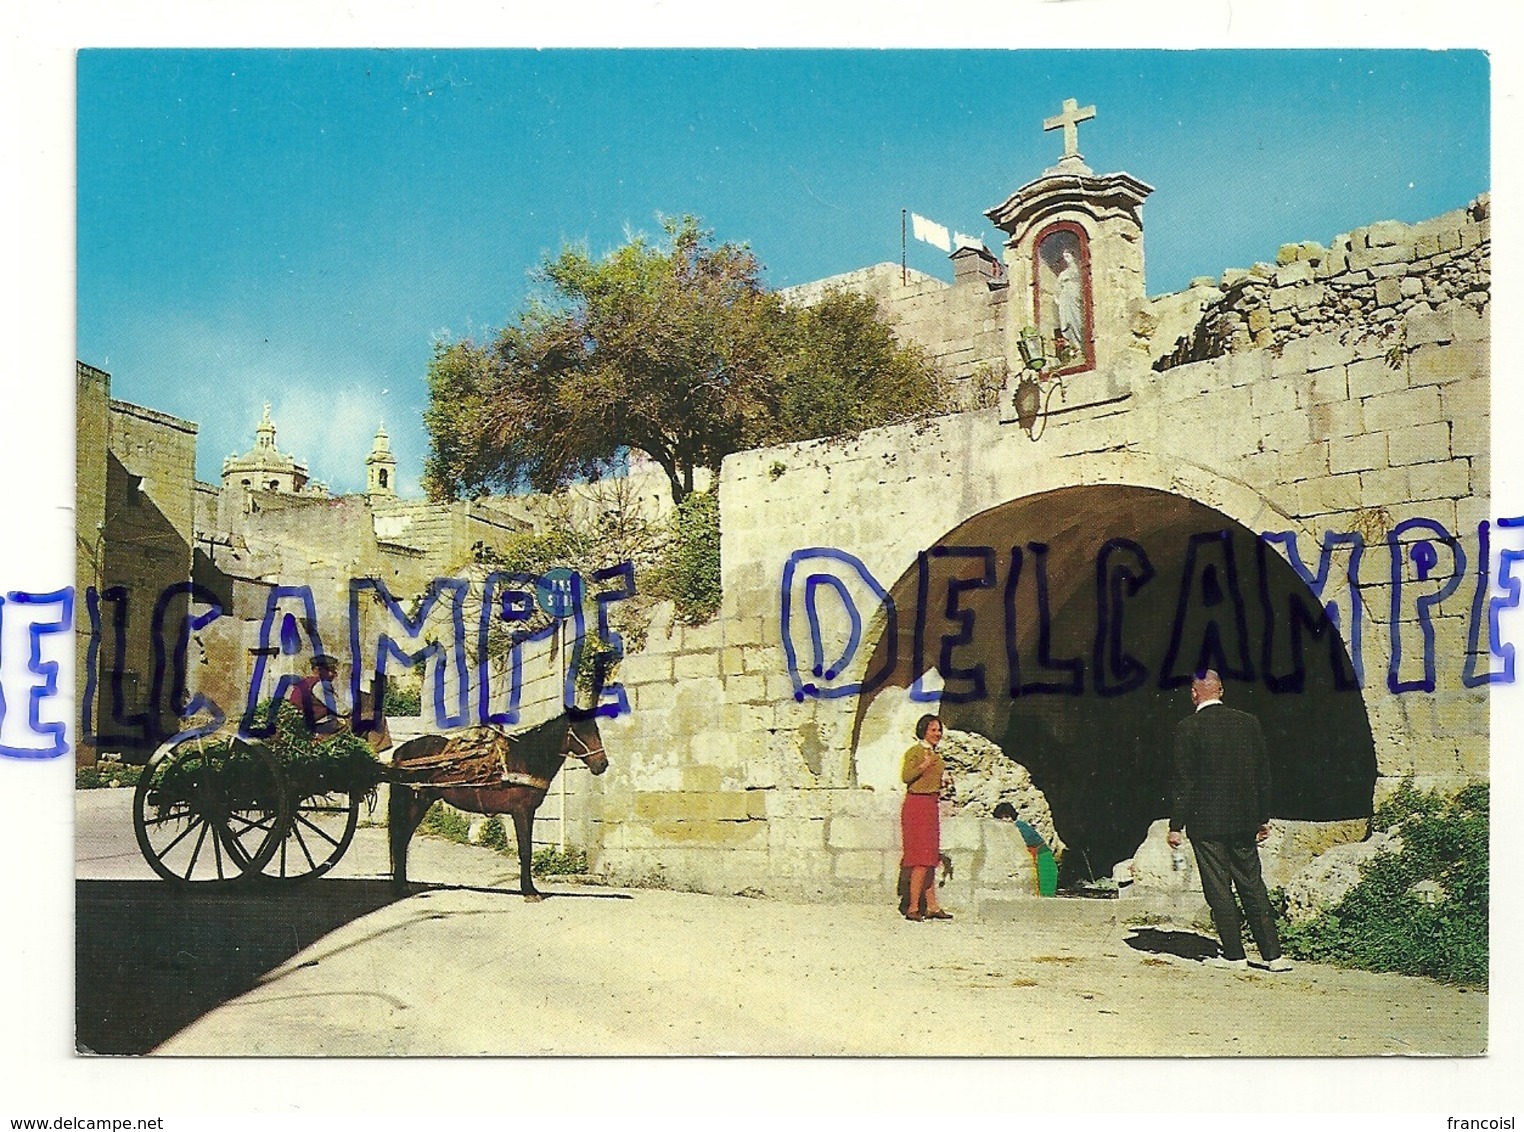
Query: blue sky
[{"left": 77, "top": 49, "right": 1490, "bottom": 496}]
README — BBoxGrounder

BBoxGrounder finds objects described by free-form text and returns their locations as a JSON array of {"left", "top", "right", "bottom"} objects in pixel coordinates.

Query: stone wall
[
  {"left": 75, "top": 363, "right": 110, "bottom": 763},
  {"left": 780, "top": 260, "right": 1011, "bottom": 409},
  {"left": 584, "top": 271, "right": 1489, "bottom": 903},
  {"left": 1148, "top": 196, "right": 1489, "bottom": 370},
  {"left": 92, "top": 398, "right": 199, "bottom": 756}
]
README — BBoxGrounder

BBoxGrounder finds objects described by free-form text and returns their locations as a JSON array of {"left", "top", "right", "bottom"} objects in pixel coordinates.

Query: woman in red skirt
[{"left": 901, "top": 714, "right": 952, "bottom": 921}]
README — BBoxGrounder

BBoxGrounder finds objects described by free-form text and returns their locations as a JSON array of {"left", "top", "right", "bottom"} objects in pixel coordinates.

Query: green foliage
[
  {"left": 767, "top": 288, "right": 946, "bottom": 442},
  {"left": 76, "top": 764, "right": 142, "bottom": 789},
  {"left": 258, "top": 701, "right": 387, "bottom": 804},
  {"left": 420, "top": 801, "right": 473, "bottom": 843},
  {"left": 382, "top": 684, "right": 422, "bottom": 717},
  {"left": 478, "top": 815, "right": 509, "bottom": 851},
  {"left": 1278, "top": 781, "right": 1488, "bottom": 986},
  {"left": 425, "top": 215, "right": 774, "bottom": 505},
  {"left": 425, "top": 216, "right": 948, "bottom": 508},
  {"left": 144, "top": 702, "right": 385, "bottom": 814},
  {"left": 645, "top": 490, "right": 721, "bottom": 623},
  {"left": 532, "top": 845, "right": 589, "bottom": 876}
]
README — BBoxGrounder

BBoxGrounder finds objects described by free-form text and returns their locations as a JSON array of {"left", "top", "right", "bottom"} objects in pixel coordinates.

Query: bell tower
[
  {"left": 985, "top": 97, "right": 1153, "bottom": 380},
  {"left": 366, "top": 421, "right": 397, "bottom": 497}
]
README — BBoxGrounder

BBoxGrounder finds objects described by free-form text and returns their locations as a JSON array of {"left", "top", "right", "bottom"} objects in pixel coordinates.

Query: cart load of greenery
[
  {"left": 146, "top": 701, "right": 388, "bottom": 814},
  {"left": 1277, "top": 781, "right": 1488, "bottom": 986}
]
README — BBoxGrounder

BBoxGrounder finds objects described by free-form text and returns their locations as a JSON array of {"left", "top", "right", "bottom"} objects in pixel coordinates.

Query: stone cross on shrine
[{"left": 1043, "top": 97, "right": 1096, "bottom": 173}]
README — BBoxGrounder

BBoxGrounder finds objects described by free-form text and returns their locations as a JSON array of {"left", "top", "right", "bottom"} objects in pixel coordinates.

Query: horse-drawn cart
[{"left": 131, "top": 706, "right": 607, "bottom": 892}]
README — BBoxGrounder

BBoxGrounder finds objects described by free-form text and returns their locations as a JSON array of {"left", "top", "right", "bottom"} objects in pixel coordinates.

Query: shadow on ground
[
  {"left": 77, "top": 879, "right": 403, "bottom": 1055},
  {"left": 1122, "top": 926, "right": 1221, "bottom": 961},
  {"left": 77, "top": 878, "right": 640, "bottom": 1055}
]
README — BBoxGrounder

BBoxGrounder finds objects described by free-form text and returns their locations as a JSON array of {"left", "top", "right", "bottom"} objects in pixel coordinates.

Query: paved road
[{"left": 76, "top": 787, "right": 1487, "bottom": 1057}]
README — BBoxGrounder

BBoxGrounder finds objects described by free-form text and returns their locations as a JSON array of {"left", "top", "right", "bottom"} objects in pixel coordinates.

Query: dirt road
[{"left": 117, "top": 819, "right": 1483, "bottom": 1057}]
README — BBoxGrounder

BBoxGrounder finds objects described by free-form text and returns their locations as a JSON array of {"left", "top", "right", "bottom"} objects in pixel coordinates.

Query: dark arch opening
[{"left": 852, "top": 484, "right": 1376, "bottom": 886}]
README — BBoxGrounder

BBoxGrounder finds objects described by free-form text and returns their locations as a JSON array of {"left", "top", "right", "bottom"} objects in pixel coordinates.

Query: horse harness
[{"left": 393, "top": 724, "right": 604, "bottom": 792}]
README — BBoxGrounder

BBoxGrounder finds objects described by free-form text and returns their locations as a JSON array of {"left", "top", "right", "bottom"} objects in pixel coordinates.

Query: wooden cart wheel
[
  {"left": 133, "top": 736, "right": 288, "bottom": 886},
  {"left": 258, "top": 788, "right": 360, "bottom": 884}
]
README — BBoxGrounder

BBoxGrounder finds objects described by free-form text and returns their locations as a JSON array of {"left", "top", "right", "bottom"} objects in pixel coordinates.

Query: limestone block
[
  {"left": 1281, "top": 832, "right": 1400, "bottom": 923},
  {"left": 1449, "top": 408, "right": 1489, "bottom": 460},
  {"left": 1268, "top": 286, "right": 1299, "bottom": 313},
  {"left": 765, "top": 674, "right": 799, "bottom": 703},
  {"left": 1329, "top": 432, "right": 1389, "bottom": 475},
  {"left": 977, "top": 825, "right": 1039, "bottom": 891},
  {"left": 1362, "top": 385, "right": 1443, "bottom": 432},
  {"left": 1304, "top": 367, "right": 1349, "bottom": 406},
  {"left": 1406, "top": 459, "right": 1472, "bottom": 503},
  {"left": 1258, "top": 410, "right": 1311, "bottom": 453},
  {"left": 1365, "top": 220, "right": 1408, "bottom": 247},
  {"left": 650, "top": 817, "right": 768, "bottom": 849},
  {"left": 768, "top": 816, "right": 827, "bottom": 852},
  {"left": 1374, "top": 277, "right": 1404, "bottom": 307},
  {"left": 1347, "top": 356, "right": 1407, "bottom": 400},
  {"left": 1427, "top": 689, "right": 1489, "bottom": 739},
  {"left": 1401, "top": 276, "right": 1425, "bottom": 298},
  {"left": 1383, "top": 497, "right": 1456, "bottom": 533},
  {"left": 1456, "top": 496, "right": 1493, "bottom": 536},
  {"left": 1359, "top": 465, "right": 1411, "bottom": 504},
  {"left": 726, "top": 673, "right": 767, "bottom": 703},
  {"left": 1249, "top": 377, "right": 1298, "bottom": 417},
  {"left": 1310, "top": 400, "right": 1365, "bottom": 439},
  {"left": 833, "top": 850, "right": 890, "bottom": 882},
  {"left": 826, "top": 814, "right": 897, "bottom": 851},
  {"left": 1304, "top": 333, "right": 1353, "bottom": 374},
  {"left": 719, "top": 645, "right": 746, "bottom": 677},
  {"left": 1452, "top": 303, "right": 1489, "bottom": 343},
  {"left": 1275, "top": 260, "right": 1314, "bottom": 286},
  {"left": 940, "top": 812, "right": 982, "bottom": 852},
  {"left": 619, "top": 653, "right": 672, "bottom": 685},
  {"left": 1408, "top": 341, "right": 1487, "bottom": 388},
  {"left": 1386, "top": 421, "right": 1452, "bottom": 467},
  {"left": 1296, "top": 473, "right": 1362, "bottom": 516},
  {"left": 742, "top": 645, "right": 785, "bottom": 675},
  {"left": 1277, "top": 443, "right": 1330, "bottom": 484},
  {"left": 1403, "top": 303, "right": 1454, "bottom": 349},
  {"left": 1259, "top": 818, "right": 1373, "bottom": 892},
  {"left": 1127, "top": 819, "right": 1202, "bottom": 900}
]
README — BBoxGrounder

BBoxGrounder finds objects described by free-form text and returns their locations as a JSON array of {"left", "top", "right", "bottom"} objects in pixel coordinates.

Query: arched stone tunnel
[{"left": 851, "top": 484, "right": 1377, "bottom": 887}]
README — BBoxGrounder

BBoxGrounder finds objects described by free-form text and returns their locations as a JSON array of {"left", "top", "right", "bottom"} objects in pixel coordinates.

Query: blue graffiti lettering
[
  {"left": 1388, "top": 518, "right": 1467, "bottom": 694},
  {"left": 781, "top": 548, "right": 895, "bottom": 701},
  {"left": 1258, "top": 531, "right": 1363, "bottom": 692},
  {"left": 1159, "top": 530, "right": 1254, "bottom": 688},
  {"left": 0, "top": 589, "right": 73, "bottom": 759},
  {"left": 350, "top": 576, "right": 471, "bottom": 732},
  {"left": 1093, "top": 538, "right": 1155, "bottom": 697}
]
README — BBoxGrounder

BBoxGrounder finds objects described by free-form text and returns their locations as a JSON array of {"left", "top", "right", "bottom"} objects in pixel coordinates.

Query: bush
[
  {"left": 532, "top": 845, "right": 589, "bottom": 876},
  {"left": 76, "top": 764, "right": 142, "bottom": 790},
  {"left": 646, "top": 490, "right": 720, "bottom": 623},
  {"left": 478, "top": 815, "right": 509, "bottom": 851},
  {"left": 1277, "top": 781, "right": 1488, "bottom": 986},
  {"left": 382, "top": 684, "right": 422, "bottom": 717},
  {"left": 420, "top": 801, "right": 472, "bottom": 844}
]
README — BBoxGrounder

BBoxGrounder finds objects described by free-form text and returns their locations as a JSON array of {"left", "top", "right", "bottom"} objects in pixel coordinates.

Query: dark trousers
[{"left": 1192, "top": 837, "right": 1281, "bottom": 962}]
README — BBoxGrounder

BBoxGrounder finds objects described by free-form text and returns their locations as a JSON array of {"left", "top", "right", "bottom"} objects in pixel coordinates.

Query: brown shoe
[
  {"left": 904, "top": 911, "right": 924, "bottom": 922},
  {"left": 926, "top": 910, "right": 953, "bottom": 920}
]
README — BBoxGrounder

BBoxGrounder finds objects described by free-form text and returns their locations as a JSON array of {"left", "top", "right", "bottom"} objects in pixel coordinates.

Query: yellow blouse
[{"left": 901, "top": 743, "right": 943, "bottom": 794}]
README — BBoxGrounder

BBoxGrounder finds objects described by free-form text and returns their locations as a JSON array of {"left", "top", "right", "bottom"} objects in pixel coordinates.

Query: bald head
[{"left": 1190, "top": 670, "right": 1224, "bottom": 706}]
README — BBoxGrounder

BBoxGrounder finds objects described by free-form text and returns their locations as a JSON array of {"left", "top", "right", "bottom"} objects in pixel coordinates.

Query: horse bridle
[{"left": 563, "top": 725, "right": 606, "bottom": 765}]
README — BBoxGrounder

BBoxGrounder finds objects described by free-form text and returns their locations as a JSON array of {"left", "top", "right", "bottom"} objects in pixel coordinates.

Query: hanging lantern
[
  {"left": 1014, "top": 374, "right": 1043, "bottom": 437},
  {"left": 1016, "top": 325, "right": 1047, "bottom": 371}
]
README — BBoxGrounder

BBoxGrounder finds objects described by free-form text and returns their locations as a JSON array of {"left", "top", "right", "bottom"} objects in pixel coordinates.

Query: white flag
[
  {"left": 954, "top": 231, "right": 983, "bottom": 251},
  {"left": 911, "top": 212, "right": 951, "bottom": 253}
]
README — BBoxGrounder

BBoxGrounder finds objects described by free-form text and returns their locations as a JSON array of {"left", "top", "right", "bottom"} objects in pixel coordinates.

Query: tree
[
  {"left": 768, "top": 288, "right": 943, "bottom": 443},
  {"left": 424, "top": 215, "right": 946, "bottom": 506}
]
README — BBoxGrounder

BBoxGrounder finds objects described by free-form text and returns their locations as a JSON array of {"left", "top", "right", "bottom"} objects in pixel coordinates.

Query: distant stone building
[
  {"left": 75, "top": 362, "right": 200, "bottom": 762},
  {"left": 221, "top": 403, "right": 326, "bottom": 496}
]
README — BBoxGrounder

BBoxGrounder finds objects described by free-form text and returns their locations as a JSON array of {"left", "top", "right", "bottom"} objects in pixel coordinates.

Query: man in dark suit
[{"left": 1168, "top": 670, "right": 1293, "bottom": 972}]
